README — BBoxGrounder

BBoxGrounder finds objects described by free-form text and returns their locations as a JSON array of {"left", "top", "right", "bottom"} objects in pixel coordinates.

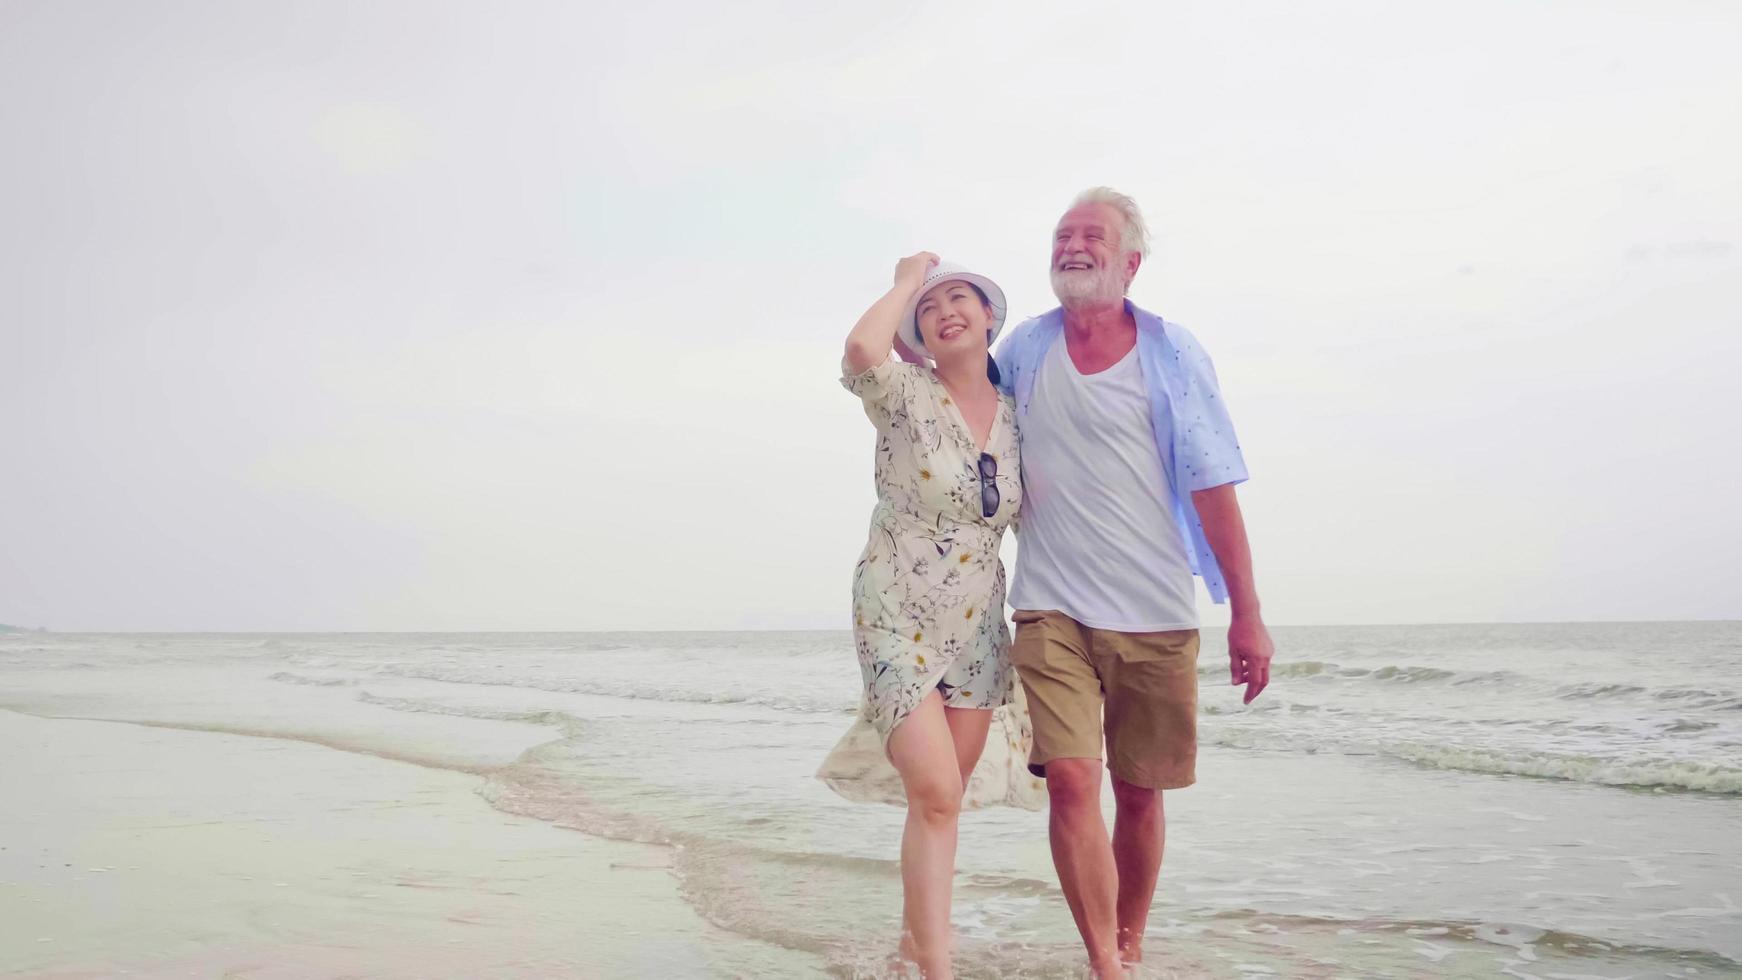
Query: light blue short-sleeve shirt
[{"left": 994, "top": 302, "right": 1249, "bottom": 605}]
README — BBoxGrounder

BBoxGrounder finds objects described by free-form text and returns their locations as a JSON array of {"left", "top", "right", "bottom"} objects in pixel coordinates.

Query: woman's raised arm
[{"left": 843, "top": 252, "right": 937, "bottom": 374}]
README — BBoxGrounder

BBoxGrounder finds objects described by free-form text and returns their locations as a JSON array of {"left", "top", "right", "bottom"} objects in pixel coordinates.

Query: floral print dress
[{"left": 817, "top": 357, "right": 1046, "bottom": 810}]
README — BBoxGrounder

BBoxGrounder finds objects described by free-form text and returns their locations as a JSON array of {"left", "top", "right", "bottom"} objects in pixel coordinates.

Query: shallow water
[{"left": 3, "top": 623, "right": 1739, "bottom": 977}]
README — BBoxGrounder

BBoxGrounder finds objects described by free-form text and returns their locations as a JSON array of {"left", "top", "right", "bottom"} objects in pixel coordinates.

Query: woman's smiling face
[{"left": 915, "top": 279, "right": 993, "bottom": 358}]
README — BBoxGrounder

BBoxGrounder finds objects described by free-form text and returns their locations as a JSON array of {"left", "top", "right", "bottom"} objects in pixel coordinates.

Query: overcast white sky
[{"left": 2, "top": 1, "right": 1738, "bottom": 631}]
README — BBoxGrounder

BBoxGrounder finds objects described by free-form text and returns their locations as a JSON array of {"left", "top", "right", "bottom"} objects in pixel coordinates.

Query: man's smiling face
[{"left": 1050, "top": 202, "right": 1138, "bottom": 305}]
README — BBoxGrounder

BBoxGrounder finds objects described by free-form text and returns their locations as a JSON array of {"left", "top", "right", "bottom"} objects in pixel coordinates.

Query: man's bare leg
[
  {"left": 1044, "top": 758, "right": 1123, "bottom": 977},
  {"left": 1110, "top": 777, "right": 1164, "bottom": 965}
]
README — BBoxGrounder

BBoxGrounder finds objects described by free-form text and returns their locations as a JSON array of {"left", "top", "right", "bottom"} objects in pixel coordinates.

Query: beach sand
[
  {"left": 5, "top": 629, "right": 1737, "bottom": 979},
  {"left": 0, "top": 709, "right": 821, "bottom": 978}
]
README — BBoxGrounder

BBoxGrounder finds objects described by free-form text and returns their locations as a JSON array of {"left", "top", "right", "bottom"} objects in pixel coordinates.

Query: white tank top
[{"left": 1009, "top": 338, "right": 1198, "bottom": 631}]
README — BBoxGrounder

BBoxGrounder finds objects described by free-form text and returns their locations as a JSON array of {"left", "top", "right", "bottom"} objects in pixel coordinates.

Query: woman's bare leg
[
  {"left": 943, "top": 705, "right": 994, "bottom": 791},
  {"left": 888, "top": 690, "right": 966, "bottom": 979}
]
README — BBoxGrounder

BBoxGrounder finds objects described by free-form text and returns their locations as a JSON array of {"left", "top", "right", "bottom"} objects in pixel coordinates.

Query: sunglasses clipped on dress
[{"left": 977, "top": 452, "right": 999, "bottom": 519}]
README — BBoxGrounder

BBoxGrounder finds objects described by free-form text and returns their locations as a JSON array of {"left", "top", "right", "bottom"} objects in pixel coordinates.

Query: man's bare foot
[
  {"left": 898, "top": 932, "right": 952, "bottom": 979},
  {"left": 1118, "top": 922, "right": 1146, "bottom": 964},
  {"left": 1088, "top": 953, "right": 1128, "bottom": 978}
]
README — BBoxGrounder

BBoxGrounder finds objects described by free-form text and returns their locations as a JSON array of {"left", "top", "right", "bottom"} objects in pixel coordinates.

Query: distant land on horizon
[{"left": 0, "top": 624, "right": 48, "bottom": 633}]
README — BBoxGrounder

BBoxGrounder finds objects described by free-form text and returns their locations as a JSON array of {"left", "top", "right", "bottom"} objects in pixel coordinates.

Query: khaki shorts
[{"left": 1010, "top": 609, "right": 1201, "bottom": 790}]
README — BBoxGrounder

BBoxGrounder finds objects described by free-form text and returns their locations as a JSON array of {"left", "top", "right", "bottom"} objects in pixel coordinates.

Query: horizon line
[{"left": 4, "top": 617, "right": 1740, "bottom": 635}]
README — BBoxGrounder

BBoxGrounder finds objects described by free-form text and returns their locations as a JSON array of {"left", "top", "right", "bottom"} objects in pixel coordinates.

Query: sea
[{"left": 2, "top": 622, "right": 1738, "bottom": 979}]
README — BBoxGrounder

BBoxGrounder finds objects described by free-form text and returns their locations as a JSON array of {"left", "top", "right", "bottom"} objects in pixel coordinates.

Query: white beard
[{"left": 1050, "top": 258, "right": 1126, "bottom": 306}]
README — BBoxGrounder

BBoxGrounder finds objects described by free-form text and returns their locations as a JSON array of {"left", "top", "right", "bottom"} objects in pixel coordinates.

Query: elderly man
[{"left": 993, "top": 187, "right": 1274, "bottom": 976}]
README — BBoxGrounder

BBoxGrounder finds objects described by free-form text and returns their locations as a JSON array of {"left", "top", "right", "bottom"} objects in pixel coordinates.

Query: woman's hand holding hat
[
  {"left": 895, "top": 259, "right": 1009, "bottom": 360},
  {"left": 844, "top": 250, "right": 1004, "bottom": 374},
  {"left": 894, "top": 252, "right": 940, "bottom": 293}
]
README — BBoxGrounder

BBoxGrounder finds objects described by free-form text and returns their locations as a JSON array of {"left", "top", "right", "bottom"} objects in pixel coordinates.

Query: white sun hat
[{"left": 898, "top": 259, "right": 1008, "bottom": 360}]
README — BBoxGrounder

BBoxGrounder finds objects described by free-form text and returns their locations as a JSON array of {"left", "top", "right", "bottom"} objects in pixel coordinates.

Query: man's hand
[
  {"left": 1190, "top": 483, "right": 1271, "bottom": 704},
  {"left": 892, "top": 334, "right": 927, "bottom": 365},
  {"left": 1227, "top": 615, "right": 1274, "bottom": 704}
]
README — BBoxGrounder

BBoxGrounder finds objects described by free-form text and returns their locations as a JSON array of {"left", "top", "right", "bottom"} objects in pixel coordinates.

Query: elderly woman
[{"left": 818, "top": 252, "right": 1043, "bottom": 979}]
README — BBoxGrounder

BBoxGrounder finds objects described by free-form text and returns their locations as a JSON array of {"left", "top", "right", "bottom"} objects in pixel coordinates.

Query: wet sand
[{"left": 0, "top": 709, "right": 820, "bottom": 978}]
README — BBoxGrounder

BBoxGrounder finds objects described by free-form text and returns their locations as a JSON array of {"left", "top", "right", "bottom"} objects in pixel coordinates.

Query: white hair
[{"left": 1068, "top": 186, "right": 1151, "bottom": 259}]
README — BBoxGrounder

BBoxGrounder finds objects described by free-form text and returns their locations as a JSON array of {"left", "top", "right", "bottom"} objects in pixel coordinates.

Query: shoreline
[
  {"left": 0, "top": 709, "right": 820, "bottom": 978},
  {"left": 4, "top": 627, "right": 1738, "bottom": 979}
]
